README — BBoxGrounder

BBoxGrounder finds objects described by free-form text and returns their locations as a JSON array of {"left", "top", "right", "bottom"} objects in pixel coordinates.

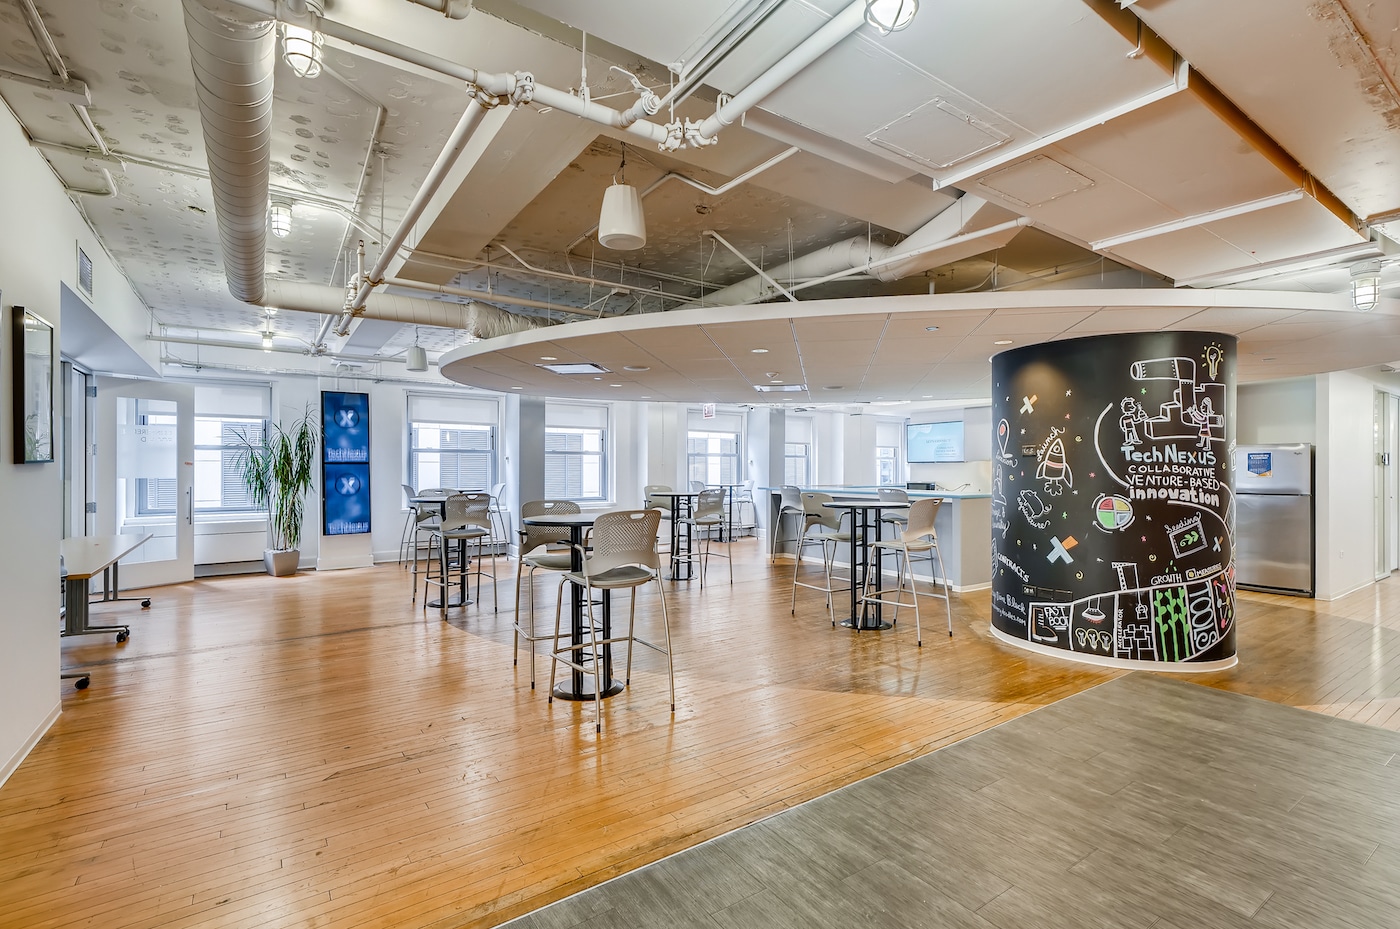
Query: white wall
[
  {"left": 0, "top": 101, "right": 152, "bottom": 785},
  {"left": 1315, "top": 371, "right": 1376, "bottom": 600},
  {"left": 1237, "top": 378, "right": 1317, "bottom": 444}
]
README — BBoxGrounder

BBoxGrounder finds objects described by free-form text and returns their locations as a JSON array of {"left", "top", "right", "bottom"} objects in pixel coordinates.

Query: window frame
[{"left": 545, "top": 401, "right": 610, "bottom": 503}]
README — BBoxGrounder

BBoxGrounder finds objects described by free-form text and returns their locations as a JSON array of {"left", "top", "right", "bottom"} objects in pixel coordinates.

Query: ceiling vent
[
  {"left": 538, "top": 362, "right": 611, "bottom": 375},
  {"left": 867, "top": 98, "right": 1010, "bottom": 170},
  {"left": 77, "top": 246, "right": 93, "bottom": 297}
]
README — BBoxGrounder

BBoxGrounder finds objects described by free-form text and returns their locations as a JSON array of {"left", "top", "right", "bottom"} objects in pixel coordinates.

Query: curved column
[{"left": 990, "top": 331, "right": 1238, "bottom": 670}]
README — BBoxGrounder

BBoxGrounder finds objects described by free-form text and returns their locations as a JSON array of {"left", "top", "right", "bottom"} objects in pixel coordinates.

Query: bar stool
[
  {"left": 548, "top": 509, "right": 674, "bottom": 733},
  {"left": 769, "top": 485, "right": 805, "bottom": 562},
  {"left": 643, "top": 484, "right": 673, "bottom": 552},
  {"left": 790, "top": 491, "right": 851, "bottom": 626},
  {"left": 860, "top": 497, "right": 952, "bottom": 645},
  {"left": 677, "top": 488, "right": 731, "bottom": 587},
  {"left": 878, "top": 487, "right": 910, "bottom": 535},
  {"left": 398, "top": 483, "right": 420, "bottom": 567},
  {"left": 733, "top": 478, "right": 756, "bottom": 536},
  {"left": 408, "top": 488, "right": 452, "bottom": 598},
  {"left": 423, "top": 492, "right": 496, "bottom": 617},
  {"left": 488, "top": 481, "right": 510, "bottom": 544},
  {"left": 513, "top": 499, "right": 579, "bottom": 689}
]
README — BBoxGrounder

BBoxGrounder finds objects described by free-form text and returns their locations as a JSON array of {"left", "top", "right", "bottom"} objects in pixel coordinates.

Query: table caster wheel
[
  {"left": 141, "top": 599, "right": 151, "bottom": 609},
  {"left": 116, "top": 630, "right": 129, "bottom": 643},
  {"left": 75, "top": 677, "right": 89, "bottom": 690}
]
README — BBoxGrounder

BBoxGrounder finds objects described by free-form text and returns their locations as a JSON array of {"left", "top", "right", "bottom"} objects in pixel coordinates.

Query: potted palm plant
[{"left": 238, "top": 407, "right": 318, "bottom": 576}]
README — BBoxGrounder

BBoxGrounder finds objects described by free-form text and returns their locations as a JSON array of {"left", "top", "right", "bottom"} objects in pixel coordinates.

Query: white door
[{"left": 97, "top": 378, "right": 195, "bottom": 589}]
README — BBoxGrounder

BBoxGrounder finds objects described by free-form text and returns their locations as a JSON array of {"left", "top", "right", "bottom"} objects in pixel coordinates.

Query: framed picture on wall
[{"left": 11, "top": 305, "right": 55, "bottom": 464}]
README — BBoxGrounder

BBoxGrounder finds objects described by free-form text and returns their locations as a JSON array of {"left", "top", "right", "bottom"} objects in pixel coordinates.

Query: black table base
[
  {"left": 841, "top": 617, "right": 893, "bottom": 631},
  {"left": 554, "top": 678, "right": 625, "bottom": 701}
]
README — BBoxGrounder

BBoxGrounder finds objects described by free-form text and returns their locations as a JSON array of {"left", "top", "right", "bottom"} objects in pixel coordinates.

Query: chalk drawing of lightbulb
[{"left": 1204, "top": 344, "right": 1223, "bottom": 379}]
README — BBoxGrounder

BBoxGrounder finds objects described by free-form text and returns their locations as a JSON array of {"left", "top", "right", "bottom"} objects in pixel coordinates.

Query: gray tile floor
[{"left": 501, "top": 674, "right": 1400, "bottom": 929}]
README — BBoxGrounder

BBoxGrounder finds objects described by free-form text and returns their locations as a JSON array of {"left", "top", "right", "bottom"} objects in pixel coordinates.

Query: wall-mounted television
[{"left": 907, "top": 420, "right": 964, "bottom": 462}]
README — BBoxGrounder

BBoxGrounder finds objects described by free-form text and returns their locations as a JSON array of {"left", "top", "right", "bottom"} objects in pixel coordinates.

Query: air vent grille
[{"left": 77, "top": 246, "right": 93, "bottom": 296}]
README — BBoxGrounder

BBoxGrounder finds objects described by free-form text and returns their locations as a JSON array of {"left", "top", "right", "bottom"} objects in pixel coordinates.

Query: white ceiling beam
[
  {"left": 933, "top": 60, "right": 1190, "bottom": 191},
  {"left": 1090, "top": 189, "right": 1308, "bottom": 251},
  {"left": 1175, "top": 241, "right": 1384, "bottom": 289}
]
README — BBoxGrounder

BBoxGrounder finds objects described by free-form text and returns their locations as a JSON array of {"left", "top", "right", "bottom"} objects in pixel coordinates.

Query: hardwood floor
[{"left": 4, "top": 542, "right": 1398, "bottom": 928}]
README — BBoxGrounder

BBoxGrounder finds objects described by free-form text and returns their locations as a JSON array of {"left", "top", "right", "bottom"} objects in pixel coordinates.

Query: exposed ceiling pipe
[
  {"left": 17, "top": 0, "right": 111, "bottom": 156},
  {"left": 337, "top": 87, "right": 507, "bottom": 335},
  {"left": 152, "top": 333, "right": 442, "bottom": 366},
  {"left": 181, "top": 0, "right": 276, "bottom": 305},
  {"left": 403, "top": 0, "right": 472, "bottom": 19},
  {"left": 691, "top": 0, "right": 868, "bottom": 145},
  {"left": 694, "top": 196, "right": 1007, "bottom": 305},
  {"left": 265, "top": 279, "right": 546, "bottom": 339},
  {"left": 784, "top": 218, "right": 1031, "bottom": 298},
  {"left": 660, "top": 0, "right": 785, "bottom": 110},
  {"left": 385, "top": 277, "right": 580, "bottom": 317}
]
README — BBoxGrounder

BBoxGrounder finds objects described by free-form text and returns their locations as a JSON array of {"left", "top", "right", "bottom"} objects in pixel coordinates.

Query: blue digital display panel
[
  {"left": 324, "top": 463, "right": 371, "bottom": 536},
  {"left": 322, "top": 391, "right": 370, "bottom": 463},
  {"left": 322, "top": 391, "right": 371, "bottom": 535},
  {"left": 907, "top": 421, "right": 965, "bottom": 462}
]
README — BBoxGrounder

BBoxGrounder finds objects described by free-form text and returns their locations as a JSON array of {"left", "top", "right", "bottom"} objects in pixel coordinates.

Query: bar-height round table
[
  {"left": 519, "top": 511, "right": 624, "bottom": 701},
  {"left": 822, "top": 498, "right": 910, "bottom": 631},
  {"left": 410, "top": 490, "right": 485, "bottom": 609},
  {"left": 648, "top": 490, "right": 700, "bottom": 580}
]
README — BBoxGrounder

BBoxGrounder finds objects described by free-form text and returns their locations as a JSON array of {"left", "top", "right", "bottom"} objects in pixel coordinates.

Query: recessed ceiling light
[
  {"left": 640, "top": 396, "right": 651, "bottom": 399},
  {"left": 540, "top": 355, "right": 558, "bottom": 361},
  {"left": 925, "top": 325, "right": 939, "bottom": 331},
  {"left": 922, "top": 395, "right": 932, "bottom": 399},
  {"left": 511, "top": 386, "right": 523, "bottom": 390},
  {"left": 822, "top": 385, "right": 844, "bottom": 391},
  {"left": 751, "top": 348, "right": 769, "bottom": 353},
  {"left": 610, "top": 383, "right": 622, "bottom": 387},
  {"left": 754, "top": 383, "right": 805, "bottom": 392},
  {"left": 538, "top": 361, "right": 609, "bottom": 375},
  {"left": 993, "top": 339, "right": 1013, "bottom": 345},
  {"left": 623, "top": 365, "right": 650, "bottom": 372}
]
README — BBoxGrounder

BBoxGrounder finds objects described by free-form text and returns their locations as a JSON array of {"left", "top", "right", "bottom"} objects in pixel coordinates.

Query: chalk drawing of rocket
[{"left": 1037, "top": 427, "right": 1073, "bottom": 496}]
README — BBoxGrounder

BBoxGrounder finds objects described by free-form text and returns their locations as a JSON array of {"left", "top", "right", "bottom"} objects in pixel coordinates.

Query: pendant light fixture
[
  {"left": 281, "top": 0, "right": 325, "bottom": 78},
  {"left": 1351, "top": 259, "right": 1382, "bottom": 311},
  {"left": 597, "top": 143, "right": 646, "bottom": 250},
  {"left": 269, "top": 197, "right": 293, "bottom": 238},
  {"left": 406, "top": 327, "right": 428, "bottom": 372}
]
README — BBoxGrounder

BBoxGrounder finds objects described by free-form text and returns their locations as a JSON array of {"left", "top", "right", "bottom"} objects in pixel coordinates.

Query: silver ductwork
[
  {"left": 182, "top": 0, "right": 276, "bottom": 305},
  {"left": 695, "top": 196, "right": 1015, "bottom": 306},
  {"left": 264, "top": 280, "right": 546, "bottom": 339}
]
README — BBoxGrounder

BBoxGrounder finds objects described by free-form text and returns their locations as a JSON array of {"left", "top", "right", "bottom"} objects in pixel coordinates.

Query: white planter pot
[{"left": 264, "top": 549, "right": 300, "bottom": 576}]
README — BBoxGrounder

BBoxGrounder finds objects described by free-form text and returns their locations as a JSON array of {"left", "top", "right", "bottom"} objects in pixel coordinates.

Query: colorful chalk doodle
[
  {"left": 990, "top": 331, "right": 1236, "bottom": 666},
  {"left": 1093, "top": 494, "right": 1134, "bottom": 531}
]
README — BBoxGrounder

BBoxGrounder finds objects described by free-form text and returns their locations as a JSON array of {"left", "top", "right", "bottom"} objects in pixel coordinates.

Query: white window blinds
[{"left": 407, "top": 392, "right": 499, "bottom": 425}]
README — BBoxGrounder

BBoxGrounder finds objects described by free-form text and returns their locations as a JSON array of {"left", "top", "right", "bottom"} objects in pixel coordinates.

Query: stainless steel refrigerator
[{"left": 1234, "top": 443, "right": 1314, "bottom": 596}]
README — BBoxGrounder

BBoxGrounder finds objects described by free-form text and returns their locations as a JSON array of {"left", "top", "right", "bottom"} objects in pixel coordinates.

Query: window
[
  {"left": 687, "top": 410, "right": 742, "bottom": 486},
  {"left": 546, "top": 402, "right": 608, "bottom": 501},
  {"left": 135, "top": 383, "right": 271, "bottom": 517},
  {"left": 876, "top": 447, "right": 898, "bottom": 486},
  {"left": 784, "top": 442, "right": 811, "bottom": 485},
  {"left": 407, "top": 393, "right": 499, "bottom": 494},
  {"left": 876, "top": 419, "right": 903, "bottom": 486},
  {"left": 785, "top": 416, "right": 814, "bottom": 486}
]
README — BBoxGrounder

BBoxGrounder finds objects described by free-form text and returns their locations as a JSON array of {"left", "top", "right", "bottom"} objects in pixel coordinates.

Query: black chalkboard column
[{"left": 989, "top": 332, "right": 1237, "bottom": 669}]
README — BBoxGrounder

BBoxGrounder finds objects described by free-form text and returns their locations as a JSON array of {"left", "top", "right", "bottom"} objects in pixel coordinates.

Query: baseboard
[
  {"left": 0, "top": 700, "right": 61, "bottom": 790},
  {"left": 195, "top": 561, "right": 267, "bottom": 578}
]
